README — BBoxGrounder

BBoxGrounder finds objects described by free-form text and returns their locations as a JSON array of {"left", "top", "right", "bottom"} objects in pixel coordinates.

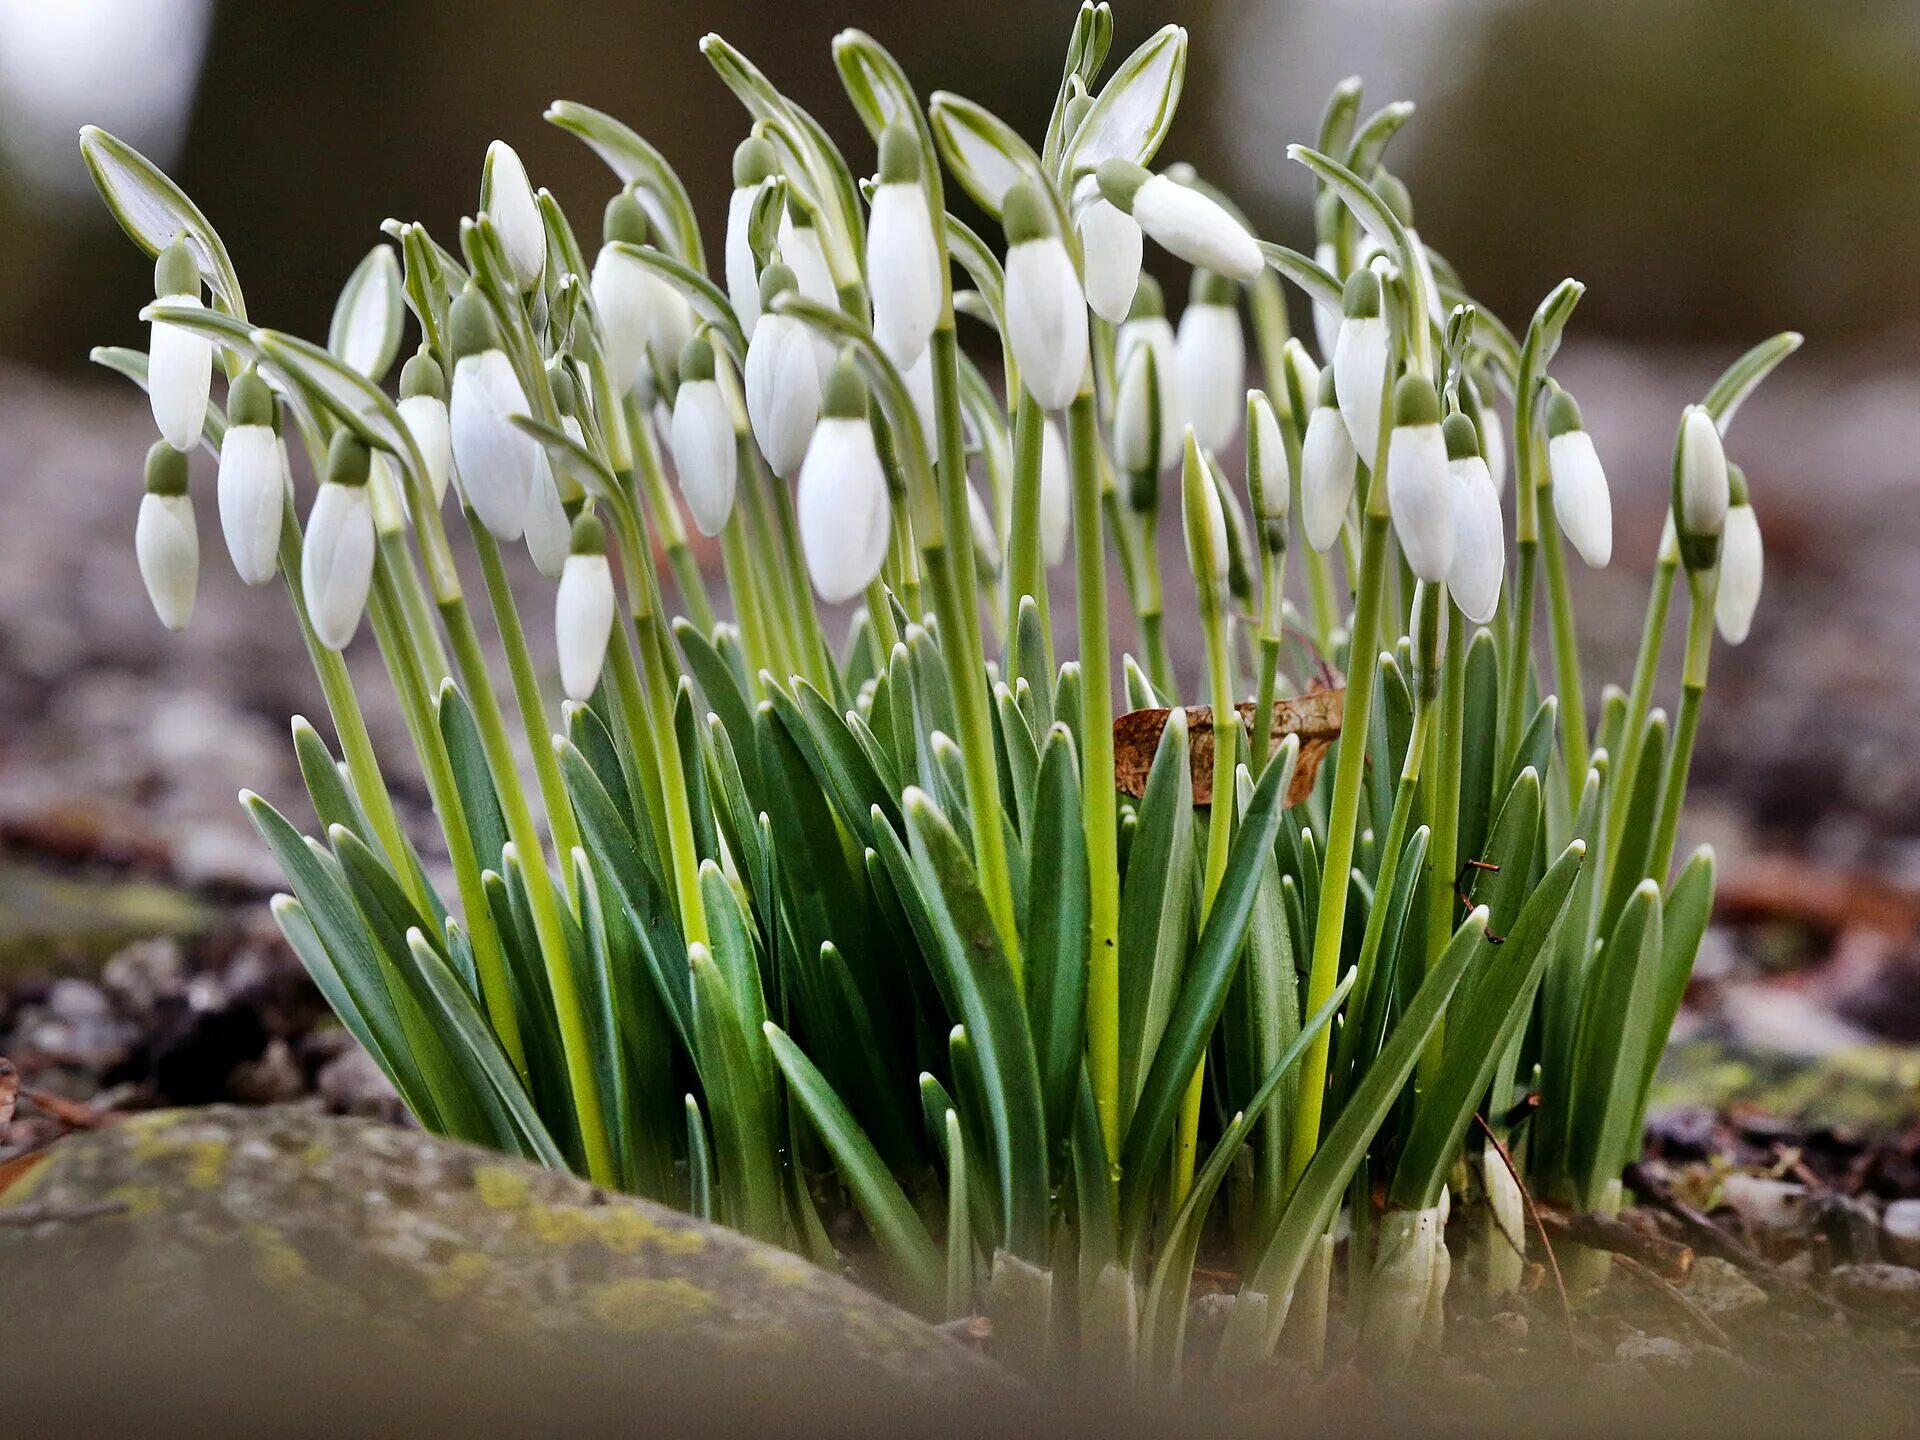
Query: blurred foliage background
[{"left": 3, "top": 0, "right": 1917, "bottom": 372}]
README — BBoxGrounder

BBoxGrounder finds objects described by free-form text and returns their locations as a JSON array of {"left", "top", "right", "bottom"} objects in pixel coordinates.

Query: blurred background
[{"left": 2, "top": 0, "right": 1919, "bottom": 1143}]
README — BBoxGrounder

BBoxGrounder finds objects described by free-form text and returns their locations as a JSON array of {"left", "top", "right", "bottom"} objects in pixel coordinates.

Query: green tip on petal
[
  {"left": 1341, "top": 267, "right": 1381, "bottom": 320},
  {"left": 144, "top": 439, "right": 189, "bottom": 496},
  {"left": 569, "top": 510, "right": 606, "bottom": 555},
  {"left": 1062, "top": 92, "right": 1092, "bottom": 139},
  {"left": 758, "top": 261, "right": 797, "bottom": 309},
  {"left": 1442, "top": 411, "right": 1480, "bottom": 460},
  {"left": 603, "top": 189, "right": 651, "bottom": 247},
  {"left": 548, "top": 362, "right": 577, "bottom": 416},
  {"left": 821, "top": 354, "right": 867, "bottom": 420},
  {"left": 1001, "top": 181, "right": 1051, "bottom": 246},
  {"left": 1727, "top": 460, "right": 1750, "bottom": 506},
  {"left": 227, "top": 369, "right": 276, "bottom": 430},
  {"left": 1095, "top": 158, "right": 1148, "bottom": 213},
  {"left": 399, "top": 347, "right": 446, "bottom": 402},
  {"left": 733, "top": 135, "right": 778, "bottom": 188},
  {"left": 1393, "top": 373, "right": 1441, "bottom": 428},
  {"left": 1316, "top": 365, "right": 1338, "bottom": 408},
  {"left": 154, "top": 236, "right": 199, "bottom": 299},
  {"left": 1545, "top": 388, "right": 1585, "bottom": 438},
  {"left": 325, "top": 429, "right": 372, "bottom": 488},
  {"left": 1127, "top": 272, "right": 1165, "bottom": 322},
  {"left": 877, "top": 120, "right": 920, "bottom": 185},
  {"left": 1375, "top": 171, "right": 1414, "bottom": 227},
  {"left": 1189, "top": 269, "right": 1237, "bottom": 307},
  {"left": 449, "top": 286, "right": 498, "bottom": 360},
  {"left": 678, "top": 334, "right": 715, "bottom": 384}
]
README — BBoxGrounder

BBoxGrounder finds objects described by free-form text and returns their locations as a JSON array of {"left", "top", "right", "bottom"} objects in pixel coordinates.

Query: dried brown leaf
[{"left": 1113, "top": 688, "right": 1344, "bottom": 806}]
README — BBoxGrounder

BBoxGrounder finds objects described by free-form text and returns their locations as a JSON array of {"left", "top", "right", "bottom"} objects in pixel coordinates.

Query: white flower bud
[
  {"left": 1301, "top": 376, "right": 1357, "bottom": 553},
  {"left": 1175, "top": 276, "right": 1245, "bottom": 455},
  {"left": 303, "top": 436, "right": 377, "bottom": 652},
  {"left": 556, "top": 516, "right": 615, "bottom": 702},
  {"left": 590, "top": 247, "right": 658, "bottom": 394},
  {"left": 523, "top": 456, "right": 570, "bottom": 580},
  {"left": 1716, "top": 500, "right": 1762, "bottom": 645},
  {"left": 136, "top": 442, "right": 197, "bottom": 632},
  {"left": 867, "top": 124, "right": 942, "bottom": 368},
  {"left": 1311, "top": 240, "right": 1341, "bottom": 363},
  {"left": 1546, "top": 391, "right": 1612, "bottom": 569},
  {"left": 397, "top": 394, "right": 452, "bottom": 507},
  {"left": 483, "top": 140, "right": 545, "bottom": 291},
  {"left": 798, "top": 361, "right": 892, "bottom": 603},
  {"left": 744, "top": 290, "right": 822, "bottom": 480},
  {"left": 1074, "top": 175, "right": 1142, "bottom": 324},
  {"left": 216, "top": 425, "right": 282, "bottom": 587},
  {"left": 1385, "top": 377, "right": 1454, "bottom": 584},
  {"left": 1001, "top": 183, "right": 1088, "bottom": 412},
  {"left": 1099, "top": 162, "right": 1262, "bottom": 282},
  {"left": 1443, "top": 415, "right": 1504, "bottom": 626},
  {"left": 1333, "top": 269, "right": 1388, "bottom": 472},
  {"left": 1115, "top": 304, "right": 1182, "bottom": 475},
  {"left": 149, "top": 239, "right": 212, "bottom": 452},
  {"left": 1038, "top": 417, "right": 1070, "bottom": 568},
  {"left": 726, "top": 137, "right": 778, "bottom": 337},
  {"left": 669, "top": 339, "right": 737, "bottom": 538},
  {"left": 1181, "top": 429, "right": 1230, "bottom": 604},
  {"left": 450, "top": 348, "right": 539, "bottom": 541},
  {"left": 1479, "top": 404, "right": 1508, "bottom": 497},
  {"left": 1677, "top": 404, "right": 1729, "bottom": 540},
  {"left": 1247, "top": 391, "right": 1289, "bottom": 524}
]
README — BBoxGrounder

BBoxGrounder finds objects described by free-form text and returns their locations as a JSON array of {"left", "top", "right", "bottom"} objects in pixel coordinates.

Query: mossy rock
[{"left": 1, "top": 1107, "right": 1010, "bottom": 1433}]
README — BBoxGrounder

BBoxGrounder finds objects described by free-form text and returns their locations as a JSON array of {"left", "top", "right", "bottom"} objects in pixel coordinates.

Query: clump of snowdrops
[{"left": 86, "top": 5, "right": 1793, "bottom": 1382}]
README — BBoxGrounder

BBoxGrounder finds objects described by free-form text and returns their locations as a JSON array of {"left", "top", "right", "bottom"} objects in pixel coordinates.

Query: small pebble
[
  {"left": 1720, "top": 1174, "right": 1810, "bottom": 1236},
  {"left": 1829, "top": 1262, "right": 1920, "bottom": 1318},
  {"left": 1685, "top": 1256, "right": 1769, "bottom": 1318},
  {"left": 1880, "top": 1198, "right": 1920, "bottom": 1266}
]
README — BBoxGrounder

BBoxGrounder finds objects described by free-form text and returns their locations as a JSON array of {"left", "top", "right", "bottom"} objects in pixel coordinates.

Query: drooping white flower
[
  {"left": 1333, "top": 267, "right": 1389, "bottom": 472},
  {"left": 302, "top": 433, "right": 377, "bottom": 652},
  {"left": 1000, "top": 181, "right": 1088, "bottom": 411},
  {"left": 523, "top": 451, "right": 570, "bottom": 579},
  {"left": 797, "top": 359, "right": 892, "bottom": 603},
  {"left": 447, "top": 289, "right": 539, "bottom": 541},
  {"left": 396, "top": 349, "right": 452, "bottom": 507},
  {"left": 1246, "top": 389, "right": 1289, "bottom": 526},
  {"left": 669, "top": 336, "right": 737, "bottom": 537},
  {"left": 1114, "top": 275, "right": 1183, "bottom": 476},
  {"left": 215, "top": 369, "right": 283, "bottom": 586},
  {"left": 556, "top": 513, "right": 616, "bottom": 701},
  {"left": 482, "top": 140, "right": 545, "bottom": 291},
  {"left": 1175, "top": 271, "right": 1245, "bottom": 455},
  {"left": 1675, "top": 403, "right": 1729, "bottom": 544},
  {"left": 148, "top": 238, "right": 212, "bottom": 451},
  {"left": 135, "top": 440, "right": 197, "bottom": 632},
  {"left": 1546, "top": 389, "right": 1612, "bottom": 568},
  {"left": 1386, "top": 376, "right": 1454, "bottom": 584},
  {"left": 1301, "top": 369, "right": 1357, "bottom": 553},
  {"left": 1443, "top": 414, "right": 1504, "bottom": 625},
  {"left": 591, "top": 190, "right": 667, "bottom": 394},
  {"left": 1073, "top": 173, "right": 1142, "bottom": 324},
  {"left": 1038, "top": 417, "right": 1070, "bottom": 568},
  {"left": 1716, "top": 491, "right": 1762, "bottom": 645},
  {"left": 744, "top": 264, "right": 821, "bottom": 479},
  {"left": 726, "top": 136, "right": 778, "bottom": 337},
  {"left": 1096, "top": 160, "right": 1262, "bottom": 282},
  {"left": 866, "top": 122, "right": 942, "bottom": 368}
]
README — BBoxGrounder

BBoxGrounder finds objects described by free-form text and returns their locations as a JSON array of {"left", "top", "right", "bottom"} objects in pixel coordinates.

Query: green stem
[
  {"left": 1647, "top": 568, "right": 1716, "bottom": 886},
  {"left": 1540, "top": 482, "right": 1590, "bottom": 804},
  {"left": 1005, "top": 392, "right": 1048, "bottom": 648},
  {"left": 1605, "top": 547, "right": 1678, "bottom": 865},
  {"left": 629, "top": 400, "right": 718, "bottom": 636},
  {"left": 1419, "top": 605, "right": 1465, "bottom": 1090}
]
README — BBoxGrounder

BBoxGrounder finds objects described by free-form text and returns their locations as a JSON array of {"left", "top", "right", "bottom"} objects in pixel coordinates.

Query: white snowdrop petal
[
  {"left": 1250, "top": 393, "right": 1289, "bottom": 521},
  {"left": 216, "top": 423, "right": 284, "bottom": 586},
  {"left": 1113, "top": 347, "right": 1156, "bottom": 476},
  {"left": 670, "top": 378, "right": 738, "bottom": 537},
  {"left": 1679, "top": 406, "right": 1730, "bottom": 538},
  {"left": 1333, "top": 314, "right": 1388, "bottom": 472},
  {"left": 590, "top": 248, "right": 658, "bottom": 395},
  {"left": 1038, "top": 418, "right": 1071, "bottom": 567},
  {"left": 1548, "top": 429, "right": 1613, "bottom": 568},
  {"left": 1311, "top": 241, "right": 1341, "bottom": 364},
  {"left": 797, "top": 416, "right": 891, "bottom": 603},
  {"left": 556, "top": 553, "right": 616, "bottom": 701},
  {"left": 1175, "top": 303, "right": 1244, "bottom": 455},
  {"left": 302, "top": 483, "right": 375, "bottom": 651},
  {"left": 135, "top": 490, "right": 198, "bottom": 632},
  {"left": 1301, "top": 406, "right": 1358, "bottom": 552},
  {"left": 523, "top": 456, "right": 570, "bottom": 579},
  {"left": 867, "top": 182, "right": 942, "bottom": 367},
  {"left": 1115, "top": 317, "right": 1183, "bottom": 472},
  {"left": 647, "top": 286, "right": 695, "bottom": 375},
  {"left": 1716, "top": 503, "right": 1763, "bottom": 645},
  {"left": 1387, "top": 422, "right": 1455, "bottom": 583},
  {"left": 1132, "top": 175, "right": 1262, "bottom": 281},
  {"left": 449, "top": 350, "right": 539, "bottom": 541},
  {"left": 149, "top": 294, "right": 212, "bottom": 451},
  {"left": 1077, "top": 194, "right": 1143, "bottom": 324},
  {"left": 486, "top": 141, "right": 546, "bottom": 290},
  {"left": 967, "top": 481, "right": 1002, "bottom": 573},
  {"left": 744, "top": 313, "right": 822, "bottom": 479},
  {"left": 1446, "top": 456, "right": 1505, "bottom": 625},
  {"left": 725, "top": 185, "right": 763, "bottom": 338},
  {"left": 1480, "top": 407, "right": 1508, "bottom": 497},
  {"left": 1004, "top": 237, "right": 1089, "bottom": 411},
  {"left": 397, "top": 394, "right": 453, "bottom": 508}
]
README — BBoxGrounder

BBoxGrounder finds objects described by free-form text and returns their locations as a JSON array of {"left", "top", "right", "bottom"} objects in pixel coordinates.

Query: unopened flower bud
[
  {"left": 1073, "top": 173, "right": 1142, "bottom": 324},
  {"left": 1001, "top": 182, "right": 1088, "bottom": 411},
  {"left": 303, "top": 431, "right": 376, "bottom": 651},
  {"left": 148, "top": 236, "right": 212, "bottom": 450},
  {"left": 397, "top": 348, "right": 452, "bottom": 507},
  {"left": 867, "top": 122, "right": 942, "bottom": 367},
  {"left": 1333, "top": 267, "right": 1388, "bottom": 472},
  {"left": 1545, "top": 389, "right": 1612, "bottom": 568},
  {"left": 1386, "top": 375, "right": 1453, "bottom": 584},
  {"left": 669, "top": 335, "right": 737, "bottom": 537},
  {"left": 216, "top": 368, "right": 284, "bottom": 586},
  {"left": 1176, "top": 270, "right": 1245, "bottom": 455},
  {"left": 1301, "top": 367, "right": 1357, "bottom": 553},
  {"left": 1715, "top": 474, "right": 1761, "bottom": 646},
  {"left": 797, "top": 358, "right": 891, "bottom": 603},
  {"left": 448, "top": 287, "right": 539, "bottom": 540},
  {"left": 1442, "top": 412, "right": 1503, "bottom": 625},
  {"left": 1096, "top": 160, "right": 1261, "bottom": 282},
  {"left": 744, "top": 264, "right": 822, "bottom": 479},
  {"left": 136, "top": 440, "right": 197, "bottom": 632},
  {"left": 482, "top": 140, "right": 545, "bottom": 291},
  {"left": 1673, "top": 404, "right": 1729, "bottom": 571},
  {"left": 726, "top": 135, "right": 778, "bottom": 336},
  {"left": 556, "top": 512, "right": 615, "bottom": 700}
]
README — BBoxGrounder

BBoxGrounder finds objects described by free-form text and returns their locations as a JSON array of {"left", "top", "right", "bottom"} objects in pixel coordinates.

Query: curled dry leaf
[
  {"left": 0, "top": 1056, "right": 16, "bottom": 1128},
  {"left": 1114, "top": 687, "right": 1344, "bottom": 805}
]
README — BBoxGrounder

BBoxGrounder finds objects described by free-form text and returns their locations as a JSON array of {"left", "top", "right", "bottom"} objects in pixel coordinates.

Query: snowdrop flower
[
  {"left": 797, "top": 358, "right": 891, "bottom": 603},
  {"left": 866, "top": 122, "right": 942, "bottom": 368},
  {"left": 555, "top": 512, "right": 616, "bottom": 701},
  {"left": 302, "top": 432, "right": 377, "bottom": 652},
  {"left": 1181, "top": 429, "right": 1230, "bottom": 607},
  {"left": 1095, "top": 160, "right": 1262, "bottom": 282},
  {"left": 1716, "top": 466, "right": 1762, "bottom": 645},
  {"left": 1545, "top": 389, "right": 1612, "bottom": 568},
  {"left": 147, "top": 237, "right": 211, "bottom": 451},
  {"left": 1038, "top": 417, "right": 1070, "bottom": 568},
  {"left": 1462, "top": 381, "right": 1507, "bottom": 496},
  {"left": 744, "top": 263, "right": 822, "bottom": 479},
  {"left": 482, "top": 140, "right": 545, "bottom": 292},
  {"left": 1176, "top": 271, "right": 1245, "bottom": 455},
  {"left": 1246, "top": 389, "right": 1289, "bottom": 539},
  {"left": 1374, "top": 171, "right": 1444, "bottom": 329},
  {"left": 1443, "top": 413, "right": 1504, "bottom": 625},
  {"left": 448, "top": 286, "right": 540, "bottom": 541},
  {"left": 215, "top": 368, "right": 283, "bottom": 586},
  {"left": 1301, "top": 368, "right": 1357, "bottom": 553},
  {"left": 778, "top": 191, "right": 839, "bottom": 374},
  {"left": 1311, "top": 240, "right": 1341, "bottom": 362},
  {"left": 1114, "top": 275, "right": 1182, "bottom": 479},
  {"left": 1333, "top": 267, "right": 1389, "bottom": 472},
  {"left": 1386, "top": 376, "right": 1454, "bottom": 583},
  {"left": 591, "top": 190, "right": 667, "bottom": 395},
  {"left": 669, "top": 336, "right": 737, "bottom": 537},
  {"left": 396, "top": 348, "right": 452, "bottom": 507},
  {"left": 1673, "top": 403, "right": 1729, "bottom": 571},
  {"left": 726, "top": 136, "right": 778, "bottom": 337},
  {"left": 1073, "top": 173, "right": 1142, "bottom": 324},
  {"left": 522, "top": 367, "right": 577, "bottom": 580},
  {"left": 1001, "top": 182, "right": 1088, "bottom": 412},
  {"left": 135, "top": 440, "right": 197, "bottom": 632}
]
